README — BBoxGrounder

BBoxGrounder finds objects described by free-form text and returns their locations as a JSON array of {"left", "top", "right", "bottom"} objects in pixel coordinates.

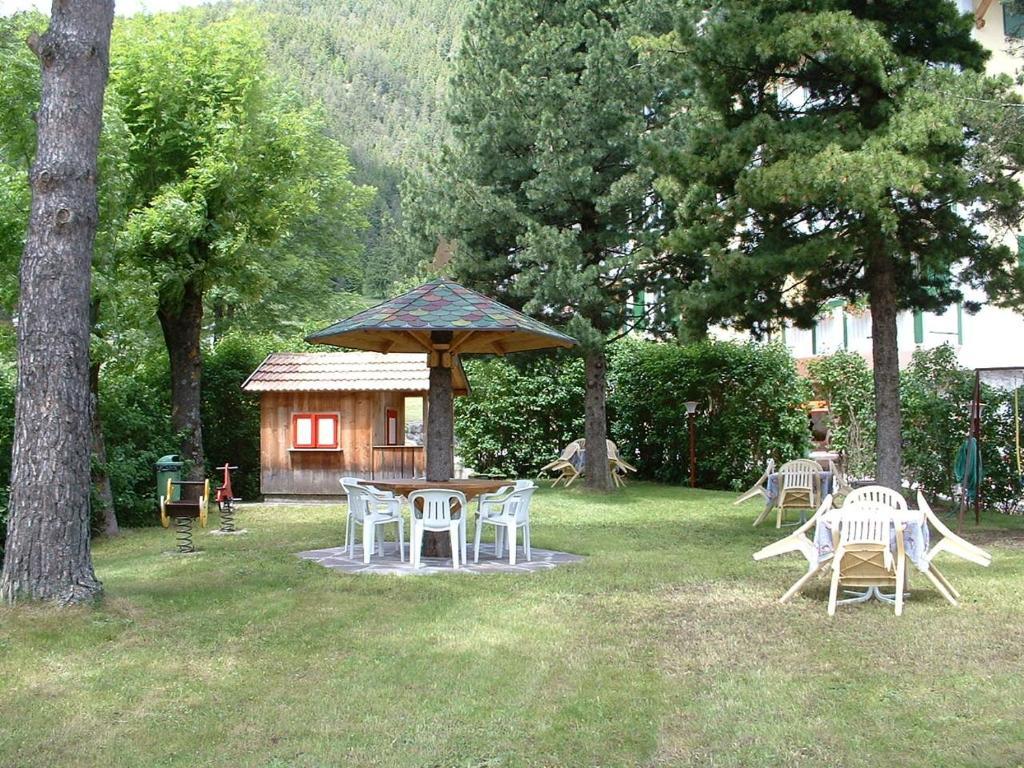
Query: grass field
[{"left": 2, "top": 483, "right": 1023, "bottom": 767}]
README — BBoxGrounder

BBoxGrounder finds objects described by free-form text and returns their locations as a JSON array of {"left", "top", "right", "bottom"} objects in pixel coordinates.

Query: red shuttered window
[{"left": 292, "top": 413, "right": 340, "bottom": 450}]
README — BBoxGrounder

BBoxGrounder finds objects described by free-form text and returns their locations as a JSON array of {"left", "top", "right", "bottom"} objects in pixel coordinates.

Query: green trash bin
[{"left": 156, "top": 454, "right": 183, "bottom": 506}]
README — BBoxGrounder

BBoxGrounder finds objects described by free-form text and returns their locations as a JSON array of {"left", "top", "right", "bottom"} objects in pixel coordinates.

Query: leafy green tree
[
  {"left": 0, "top": 12, "right": 47, "bottom": 312},
  {"left": 658, "top": 0, "right": 1024, "bottom": 488},
  {"left": 414, "top": 0, "right": 684, "bottom": 490},
  {"left": 111, "top": 10, "right": 372, "bottom": 476}
]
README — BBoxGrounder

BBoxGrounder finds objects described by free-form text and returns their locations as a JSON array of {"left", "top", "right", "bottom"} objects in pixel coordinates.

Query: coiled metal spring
[
  {"left": 218, "top": 500, "right": 236, "bottom": 533},
  {"left": 175, "top": 517, "right": 195, "bottom": 553}
]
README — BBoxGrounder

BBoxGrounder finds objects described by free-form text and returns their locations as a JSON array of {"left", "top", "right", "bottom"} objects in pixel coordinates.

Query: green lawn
[{"left": 2, "top": 483, "right": 1024, "bottom": 767}]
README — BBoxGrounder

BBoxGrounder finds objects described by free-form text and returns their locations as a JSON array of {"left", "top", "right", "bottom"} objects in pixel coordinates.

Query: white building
[{"left": 781, "top": 0, "right": 1024, "bottom": 370}]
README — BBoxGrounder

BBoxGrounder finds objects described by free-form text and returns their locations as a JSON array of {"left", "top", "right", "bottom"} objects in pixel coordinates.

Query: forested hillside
[{"left": 256, "top": 0, "right": 474, "bottom": 295}]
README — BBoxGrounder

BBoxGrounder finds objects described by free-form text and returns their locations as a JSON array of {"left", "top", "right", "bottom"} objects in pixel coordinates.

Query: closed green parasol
[{"left": 954, "top": 436, "right": 982, "bottom": 531}]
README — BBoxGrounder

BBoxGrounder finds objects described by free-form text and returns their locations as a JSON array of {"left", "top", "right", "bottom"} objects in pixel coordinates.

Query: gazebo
[{"left": 306, "top": 277, "right": 577, "bottom": 480}]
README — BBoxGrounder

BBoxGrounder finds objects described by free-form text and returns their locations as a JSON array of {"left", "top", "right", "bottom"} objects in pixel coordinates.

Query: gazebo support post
[
  {"left": 423, "top": 331, "right": 456, "bottom": 558},
  {"left": 426, "top": 331, "right": 455, "bottom": 482}
]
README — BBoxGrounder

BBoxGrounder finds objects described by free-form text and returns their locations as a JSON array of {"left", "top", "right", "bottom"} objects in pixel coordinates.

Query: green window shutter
[
  {"left": 811, "top": 324, "right": 817, "bottom": 355},
  {"left": 1017, "top": 235, "right": 1024, "bottom": 268},
  {"left": 1005, "top": 4, "right": 1024, "bottom": 39},
  {"left": 842, "top": 312, "right": 849, "bottom": 350},
  {"left": 632, "top": 290, "right": 646, "bottom": 330},
  {"left": 913, "top": 310, "right": 924, "bottom": 344}
]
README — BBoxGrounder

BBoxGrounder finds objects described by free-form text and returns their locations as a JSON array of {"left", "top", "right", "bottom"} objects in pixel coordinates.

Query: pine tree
[
  {"left": 416, "top": 0, "right": 682, "bottom": 489},
  {"left": 657, "top": 0, "right": 1024, "bottom": 488}
]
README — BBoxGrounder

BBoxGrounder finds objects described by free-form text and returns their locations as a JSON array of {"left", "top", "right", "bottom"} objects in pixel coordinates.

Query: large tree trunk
[
  {"left": 1, "top": 0, "right": 114, "bottom": 605},
  {"left": 583, "top": 348, "right": 612, "bottom": 491},
  {"left": 158, "top": 277, "right": 206, "bottom": 479},
  {"left": 868, "top": 251, "right": 902, "bottom": 490},
  {"left": 425, "top": 332, "right": 454, "bottom": 482},
  {"left": 90, "top": 359, "right": 118, "bottom": 537}
]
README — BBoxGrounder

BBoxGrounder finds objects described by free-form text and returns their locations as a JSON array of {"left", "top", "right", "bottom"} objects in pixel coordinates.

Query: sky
[{"left": 1, "top": 0, "right": 211, "bottom": 16}]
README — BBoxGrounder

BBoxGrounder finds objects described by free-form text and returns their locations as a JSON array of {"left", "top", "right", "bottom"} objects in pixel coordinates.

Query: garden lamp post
[{"left": 685, "top": 400, "right": 698, "bottom": 488}]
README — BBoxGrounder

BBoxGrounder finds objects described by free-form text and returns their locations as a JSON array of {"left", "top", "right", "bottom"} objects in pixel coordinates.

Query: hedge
[
  {"left": 901, "top": 345, "right": 1020, "bottom": 512},
  {"left": 806, "top": 344, "right": 1021, "bottom": 512},
  {"left": 608, "top": 338, "right": 811, "bottom": 489},
  {"left": 806, "top": 351, "right": 875, "bottom": 478},
  {"left": 454, "top": 338, "right": 812, "bottom": 490}
]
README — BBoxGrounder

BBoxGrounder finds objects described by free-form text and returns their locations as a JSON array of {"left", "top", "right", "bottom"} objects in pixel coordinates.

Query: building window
[
  {"left": 292, "top": 413, "right": 339, "bottom": 450},
  {"left": 1004, "top": 3, "right": 1024, "bottom": 38}
]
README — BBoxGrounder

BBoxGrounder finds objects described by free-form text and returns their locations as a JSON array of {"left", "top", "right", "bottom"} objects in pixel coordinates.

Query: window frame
[
  {"left": 291, "top": 412, "right": 341, "bottom": 451},
  {"left": 1004, "top": 2, "right": 1024, "bottom": 39}
]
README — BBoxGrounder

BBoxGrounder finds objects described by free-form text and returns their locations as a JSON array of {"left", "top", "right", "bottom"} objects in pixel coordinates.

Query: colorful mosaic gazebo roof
[{"left": 306, "top": 278, "right": 577, "bottom": 355}]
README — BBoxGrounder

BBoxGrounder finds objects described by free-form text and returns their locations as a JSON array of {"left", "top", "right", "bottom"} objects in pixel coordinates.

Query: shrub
[
  {"left": 454, "top": 354, "right": 585, "bottom": 477},
  {"left": 608, "top": 338, "right": 811, "bottom": 489},
  {"left": 455, "top": 340, "right": 812, "bottom": 488},
  {"left": 902, "top": 345, "right": 1021, "bottom": 512},
  {"left": 806, "top": 351, "right": 876, "bottom": 478}
]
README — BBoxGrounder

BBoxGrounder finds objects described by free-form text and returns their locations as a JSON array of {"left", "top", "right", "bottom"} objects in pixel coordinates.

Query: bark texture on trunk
[
  {"left": 583, "top": 348, "right": 612, "bottom": 491},
  {"left": 425, "top": 332, "right": 454, "bottom": 482},
  {"left": 868, "top": 251, "right": 902, "bottom": 490},
  {"left": 1, "top": 0, "right": 114, "bottom": 604},
  {"left": 158, "top": 277, "right": 205, "bottom": 479},
  {"left": 90, "top": 360, "right": 117, "bottom": 537}
]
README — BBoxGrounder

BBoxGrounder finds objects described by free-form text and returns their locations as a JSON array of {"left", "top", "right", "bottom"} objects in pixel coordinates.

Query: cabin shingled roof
[{"left": 241, "top": 352, "right": 469, "bottom": 394}]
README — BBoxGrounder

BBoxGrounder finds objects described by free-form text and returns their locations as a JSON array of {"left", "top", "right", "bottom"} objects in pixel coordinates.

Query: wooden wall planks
[{"left": 259, "top": 390, "right": 418, "bottom": 495}]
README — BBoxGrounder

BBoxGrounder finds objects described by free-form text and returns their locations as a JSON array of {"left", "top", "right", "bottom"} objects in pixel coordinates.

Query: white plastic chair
[
  {"left": 474, "top": 486, "right": 536, "bottom": 565},
  {"left": 753, "top": 494, "right": 834, "bottom": 603},
  {"left": 775, "top": 459, "right": 820, "bottom": 528},
  {"left": 917, "top": 492, "right": 992, "bottom": 606},
  {"left": 538, "top": 439, "right": 584, "bottom": 487},
  {"left": 607, "top": 440, "right": 637, "bottom": 487},
  {"left": 827, "top": 503, "right": 906, "bottom": 616},
  {"left": 408, "top": 489, "right": 467, "bottom": 570},
  {"left": 476, "top": 480, "right": 534, "bottom": 558},
  {"left": 736, "top": 458, "right": 775, "bottom": 506},
  {"left": 843, "top": 484, "right": 908, "bottom": 511},
  {"left": 339, "top": 478, "right": 405, "bottom": 564}
]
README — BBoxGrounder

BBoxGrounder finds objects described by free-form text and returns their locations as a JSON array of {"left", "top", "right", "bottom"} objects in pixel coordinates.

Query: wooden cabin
[{"left": 241, "top": 352, "right": 469, "bottom": 500}]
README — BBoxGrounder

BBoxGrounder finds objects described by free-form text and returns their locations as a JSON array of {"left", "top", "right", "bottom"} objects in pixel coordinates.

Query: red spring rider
[{"left": 216, "top": 463, "right": 241, "bottom": 532}]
